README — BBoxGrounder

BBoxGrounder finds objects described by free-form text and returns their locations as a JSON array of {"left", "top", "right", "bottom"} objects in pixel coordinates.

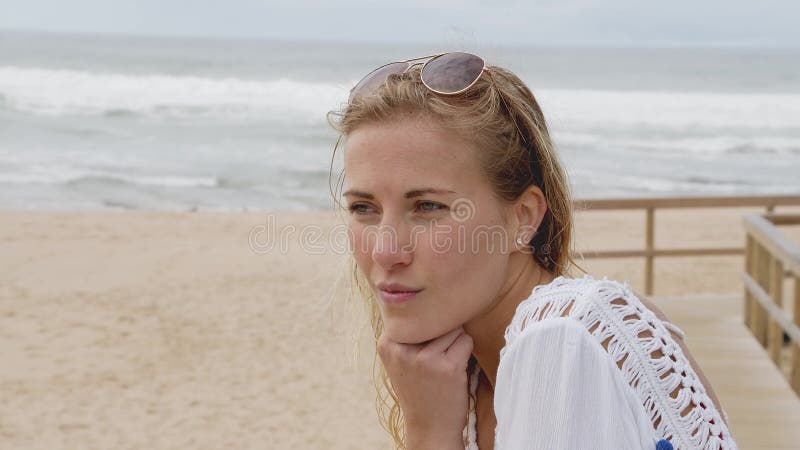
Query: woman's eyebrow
[
  {"left": 342, "top": 190, "right": 373, "bottom": 199},
  {"left": 403, "top": 188, "right": 457, "bottom": 199},
  {"left": 342, "top": 188, "right": 457, "bottom": 200}
]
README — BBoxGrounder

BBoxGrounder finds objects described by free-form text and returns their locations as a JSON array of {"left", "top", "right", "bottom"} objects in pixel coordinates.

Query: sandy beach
[{"left": 2, "top": 206, "right": 799, "bottom": 449}]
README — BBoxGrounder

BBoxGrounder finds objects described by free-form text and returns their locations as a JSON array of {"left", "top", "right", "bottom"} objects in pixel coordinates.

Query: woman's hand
[{"left": 377, "top": 326, "right": 474, "bottom": 449}]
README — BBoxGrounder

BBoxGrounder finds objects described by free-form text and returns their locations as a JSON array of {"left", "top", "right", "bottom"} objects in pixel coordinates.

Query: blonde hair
[{"left": 325, "top": 61, "right": 586, "bottom": 449}]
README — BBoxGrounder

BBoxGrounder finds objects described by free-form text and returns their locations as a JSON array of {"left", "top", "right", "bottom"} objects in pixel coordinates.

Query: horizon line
[{"left": 2, "top": 28, "right": 799, "bottom": 51}]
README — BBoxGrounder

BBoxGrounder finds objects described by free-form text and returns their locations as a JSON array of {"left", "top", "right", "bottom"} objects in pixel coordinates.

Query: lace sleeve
[
  {"left": 502, "top": 275, "right": 738, "bottom": 450},
  {"left": 663, "top": 321, "right": 686, "bottom": 341},
  {"left": 494, "top": 317, "right": 660, "bottom": 449}
]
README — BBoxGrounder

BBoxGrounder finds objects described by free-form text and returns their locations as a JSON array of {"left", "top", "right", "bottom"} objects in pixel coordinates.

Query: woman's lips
[{"left": 379, "top": 289, "right": 422, "bottom": 304}]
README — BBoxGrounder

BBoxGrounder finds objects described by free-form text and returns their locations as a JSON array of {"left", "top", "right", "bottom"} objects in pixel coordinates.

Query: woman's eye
[
  {"left": 416, "top": 201, "right": 447, "bottom": 213},
  {"left": 347, "top": 201, "right": 446, "bottom": 215},
  {"left": 347, "top": 203, "right": 374, "bottom": 215}
]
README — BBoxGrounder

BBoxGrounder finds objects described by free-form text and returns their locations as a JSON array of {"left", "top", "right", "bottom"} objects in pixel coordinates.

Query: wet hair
[{"left": 325, "top": 61, "right": 586, "bottom": 449}]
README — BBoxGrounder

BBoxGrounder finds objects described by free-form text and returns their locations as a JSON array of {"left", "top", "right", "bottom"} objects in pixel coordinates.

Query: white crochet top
[{"left": 461, "top": 274, "right": 737, "bottom": 450}]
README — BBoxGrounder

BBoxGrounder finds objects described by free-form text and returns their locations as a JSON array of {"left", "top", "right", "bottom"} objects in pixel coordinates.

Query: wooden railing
[
  {"left": 742, "top": 212, "right": 800, "bottom": 395},
  {"left": 571, "top": 194, "right": 800, "bottom": 295}
]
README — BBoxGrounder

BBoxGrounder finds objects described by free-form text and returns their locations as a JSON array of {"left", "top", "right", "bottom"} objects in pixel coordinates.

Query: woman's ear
[{"left": 514, "top": 185, "right": 547, "bottom": 242}]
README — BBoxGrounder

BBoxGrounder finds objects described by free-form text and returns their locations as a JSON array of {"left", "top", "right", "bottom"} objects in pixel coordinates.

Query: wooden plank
[
  {"left": 752, "top": 244, "right": 768, "bottom": 345},
  {"left": 765, "top": 213, "right": 800, "bottom": 225},
  {"left": 653, "top": 248, "right": 743, "bottom": 257},
  {"left": 645, "top": 207, "right": 654, "bottom": 295},
  {"left": 793, "top": 276, "right": 800, "bottom": 394},
  {"left": 768, "top": 257, "right": 785, "bottom": 364},
  {"left": 574, "top": 247, "right": 742, "bottom": 258},
  {"left": 575, "top": 194, "right": 800, "bottom": 210},
  {"left": 742, "top": 272, "right": 800, "bottom": 345},
  {"left": 651, "top": 294, "right": 800, "bottom": 449},
  {"left": 744, "top": 234, "right": 754, "bottom": 329},
  {"left": 743, "top": 214, "right": 800, "bottom": 277}
]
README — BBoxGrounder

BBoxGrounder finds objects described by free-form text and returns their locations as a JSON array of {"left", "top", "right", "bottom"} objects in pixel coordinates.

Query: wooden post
[
  {"left": 645, "top": 207, "right": 654, "bottom": 296},
  {"left": 751, "top": 243, "right": 768, "bottom": 346},
  {"left": 792, "top": 275, "right": 800, "bottom": 395},
  {"left": 767, "top": 256, "right": 784, "bottom": 364},
  {"left": 744, "top": 234, "right": 754, "bottom": 329},
  {"left": 748, "top": 241, "right": 759, "bottom": 337}
]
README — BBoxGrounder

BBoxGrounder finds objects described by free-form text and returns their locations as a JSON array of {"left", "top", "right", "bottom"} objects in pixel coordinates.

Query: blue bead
[{"left": 655, "top": 439, "right": 673, "bottom": 450}]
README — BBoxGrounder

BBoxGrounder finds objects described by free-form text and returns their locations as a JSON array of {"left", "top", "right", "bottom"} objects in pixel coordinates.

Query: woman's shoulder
[
  {"left": 506, "top": 273, "right": 684, "bottom": 336},
  {"left": 504, "top": 274, "right": 666, "bottom": 342},
  {"left": 521, "top": 273, "right": 647, "bottom": 308},
  {"left": 501, "top": 273, "right": 738, "bottom": 449},
  {"left": 512, "top": 273, "right": 640, "bottom": 309}
]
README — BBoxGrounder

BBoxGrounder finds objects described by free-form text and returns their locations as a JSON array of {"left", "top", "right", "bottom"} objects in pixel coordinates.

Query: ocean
[{"left": 1, "top": 31, "right": 799, "bottom": 211}]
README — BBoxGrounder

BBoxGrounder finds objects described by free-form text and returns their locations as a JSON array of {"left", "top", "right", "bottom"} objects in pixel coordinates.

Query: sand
[{"left": 1, "top": 206, "right": 799, "bottom": 449}]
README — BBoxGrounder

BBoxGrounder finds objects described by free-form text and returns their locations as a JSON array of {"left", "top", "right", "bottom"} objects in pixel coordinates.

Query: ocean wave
[
  {"left": 0, "top": 66, "right": 350, "bottom": 122},
  {"left": 583, "top": 172, "right": 764, "bottom": 196},
  {"left": 3, "top": 66, "right": 800, "bottom": 131},
  {"left": 536, "top": 88, "right": 800, "bottom": 130},
  {"left": 555, "top": 132, "right": 800, "bottom": 155},
  {"left": 0, "top": 169, "right": 219, "bottom": 188}
]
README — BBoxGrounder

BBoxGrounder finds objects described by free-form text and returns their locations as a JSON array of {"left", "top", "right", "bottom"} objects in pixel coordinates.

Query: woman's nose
[{"left": 371, "top": 221, "right": 414, "bottom": 270}]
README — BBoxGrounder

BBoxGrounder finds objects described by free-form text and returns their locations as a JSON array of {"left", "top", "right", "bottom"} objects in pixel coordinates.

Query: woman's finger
[
  {"left": 418, "top": 326, "right": 465, "bottom": 357},
  {"left": 444, "top": 331, "right": 474, "bottom": 369}
]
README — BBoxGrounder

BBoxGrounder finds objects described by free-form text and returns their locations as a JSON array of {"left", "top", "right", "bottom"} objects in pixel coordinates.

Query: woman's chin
[
  {"left": 385, "top": 331, "right": 424, "bottom": 345},
  {"left": 383, "top": 324, "right": 440, "bottom": 345}
]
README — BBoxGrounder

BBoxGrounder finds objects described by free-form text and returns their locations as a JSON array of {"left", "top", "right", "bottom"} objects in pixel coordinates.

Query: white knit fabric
[{"left": 462, "top": 274, "right": 738, "bottom": 450}]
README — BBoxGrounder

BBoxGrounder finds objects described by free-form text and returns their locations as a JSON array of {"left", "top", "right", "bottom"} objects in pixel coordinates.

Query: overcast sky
[{"left": 1, "top": 0, "right": 798, "bottom": 47}]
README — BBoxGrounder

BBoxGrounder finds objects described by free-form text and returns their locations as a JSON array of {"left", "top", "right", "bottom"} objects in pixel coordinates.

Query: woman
[{"left": 326, "top": 52, "right": 737, "bottom": 450}]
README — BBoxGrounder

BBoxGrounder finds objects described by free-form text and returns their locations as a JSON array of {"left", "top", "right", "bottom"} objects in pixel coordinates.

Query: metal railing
[{"left": 570, "top": 194, "right": 800, "bottom": 296}]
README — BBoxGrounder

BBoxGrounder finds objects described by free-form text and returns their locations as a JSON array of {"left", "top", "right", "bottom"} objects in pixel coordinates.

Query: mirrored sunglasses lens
[
  {"left": 349, "top": 62, "right": 408, "bottom": 103},
  {"left": 421, "top": 52, "right": 484, "bottom": 93}
]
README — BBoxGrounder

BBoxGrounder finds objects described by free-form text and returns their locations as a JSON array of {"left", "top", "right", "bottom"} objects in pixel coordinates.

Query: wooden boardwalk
[{"left": 651, "top": 293, "right": 800, "bottom": 450}]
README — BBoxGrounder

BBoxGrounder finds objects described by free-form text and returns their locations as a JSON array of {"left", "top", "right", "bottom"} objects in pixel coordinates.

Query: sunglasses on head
[
  {"left": 348, "top": 51, "right": 489, "bottom": 103},
  {"left": 347, "top": 51, "right": 528, "bottom": 147}
]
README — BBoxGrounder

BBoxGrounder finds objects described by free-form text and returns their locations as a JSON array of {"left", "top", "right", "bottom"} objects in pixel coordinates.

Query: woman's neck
[{"left": 463, "top": 256, "right": 555, "bottom": 389}]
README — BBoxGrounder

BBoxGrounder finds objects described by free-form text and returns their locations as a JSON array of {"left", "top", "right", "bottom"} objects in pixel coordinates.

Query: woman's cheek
[
  {"left": 424, "top": 221, "right": 456, "bottom": 256},
  {"left": 424, "top": 225, "right": 461, "bottom": 263},
  {"left": 348, "top": 223, "right": 371, "bottom": 265}
]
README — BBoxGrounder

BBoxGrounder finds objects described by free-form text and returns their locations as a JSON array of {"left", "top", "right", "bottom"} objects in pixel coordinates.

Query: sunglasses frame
[
  {"left": 347, "top": 51, "right": 529, "bottom": 148},
  {"left": 349, "top": 52, "right": 490, "bottom": 101}
]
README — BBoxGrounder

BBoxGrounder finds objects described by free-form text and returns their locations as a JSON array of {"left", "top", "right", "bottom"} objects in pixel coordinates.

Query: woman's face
[{"left": 343, "top": 113, "right": 516, "bottom": 344}]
